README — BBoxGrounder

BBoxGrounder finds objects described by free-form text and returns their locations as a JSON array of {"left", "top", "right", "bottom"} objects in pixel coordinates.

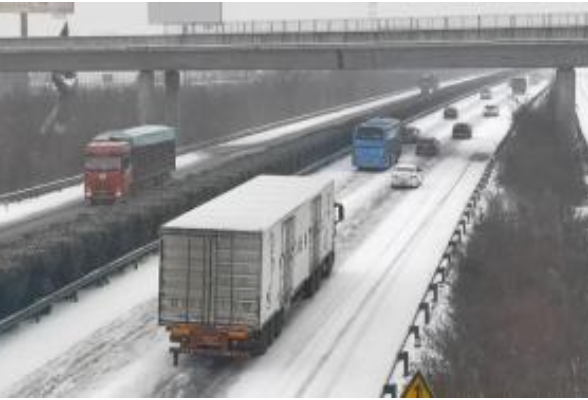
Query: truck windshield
[
  {"left": 356, "top": 128, "right": 383, "bottom": 141},
  {"left": 85, "top": 156, "right": 122, "bottom": 171}
]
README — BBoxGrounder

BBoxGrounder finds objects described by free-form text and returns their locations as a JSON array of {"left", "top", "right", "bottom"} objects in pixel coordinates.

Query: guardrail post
[
  {"left": 382, "top": 383, "right": 398, "bottom": 398},
  {"left": 437, "top": 266, "right": 447, "bottom": 283},
  {"left": 429, "top": 283, "right": 439, "bottom": 303},
  {"left": 419, "top": 302, "right": 431, "bottom": 324},
  {"left": 398, "top": 351, "right": 410, "bottom": 377},
  {"left": 409, "top": 325, "right": 422, "bottom": 348}
]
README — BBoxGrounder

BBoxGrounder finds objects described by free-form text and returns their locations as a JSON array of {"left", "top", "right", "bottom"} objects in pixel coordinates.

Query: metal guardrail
[
  {"left": 0, "top": 175, "right": 82, "bottom": 205},
  {"left": 0, "top": 72, "right": 511, "bottom": 338},
  {"left": 171, "top": 12, "right": 588, "bottom": 35},
  {"left": 380, "top": 84, "right": 551, "bottom": 398},
  {"left": 0, "top": 241, "right": 159, "bottom": 335},
  {"left": 3, "top": 13, "right": 588, "bottom": 42}
]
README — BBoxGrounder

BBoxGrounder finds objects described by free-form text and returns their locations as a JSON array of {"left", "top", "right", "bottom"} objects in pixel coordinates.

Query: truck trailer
[
  {"left": 159, "top": 175, "right": 345, "bottom": 363},
  {"left": 510, "top": 77, "right": 528, "bottom": 96},
  {"left": 84, "top": 125, "right": 176, "bottom": 204}
]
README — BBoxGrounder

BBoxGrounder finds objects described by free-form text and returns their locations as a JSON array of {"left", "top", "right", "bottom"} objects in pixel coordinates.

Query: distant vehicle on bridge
[
  {"left": 510, "top": 77, "right": 528, "bottom": 95},
  {"left": 84, "top": 125, "right": 176, "bottom": 204},
  {"left": 352, "top": 117, "right": 402, "bottom": 171}
]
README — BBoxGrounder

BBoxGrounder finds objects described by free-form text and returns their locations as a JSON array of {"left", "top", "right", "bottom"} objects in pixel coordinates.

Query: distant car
[
  {"left": 484, "top": 104, "right": 500, "bottom": 117},
  {"left": 452, "top": 122, "right": 473, "bottom": 140},
  {"left": 400, "top": 125, "right": 421, "bottom": 144},
  {"left": 480, "top": 87, "right": 492, "bottom": 100},
  {"left": 416, "top": 137, "right": 441, "bottom": 157},
  {"left": 444, "top": 107, "right": 458, "bottom": 120},
  {"left": 391, "top": 163, "right": 423, "bottom": 189}
]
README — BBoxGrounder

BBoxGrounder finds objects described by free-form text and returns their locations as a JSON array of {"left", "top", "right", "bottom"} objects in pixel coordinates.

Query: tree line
[{"left": 424, "top": 88, "right": 588, "bottom": 396}]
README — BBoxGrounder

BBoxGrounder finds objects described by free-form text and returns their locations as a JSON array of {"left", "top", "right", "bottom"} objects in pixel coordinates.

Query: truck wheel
[
  {"left": 324, "top": 254, "right": 335, "bottom": 277},
  {"left": 267, "top": 320, "right": 275, "bottom": 346},
  {"left": 314, "top": 270, "right": 322, "bottom": 291},
  {"left": 303, "top": 275, "right": 317, "bottom": 298},
  {"left": 253, "top": 330, "right": 268, "bottom": 356}
]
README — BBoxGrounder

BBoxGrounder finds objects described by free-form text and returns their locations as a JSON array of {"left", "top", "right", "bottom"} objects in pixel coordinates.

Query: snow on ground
[
  {"left": 0, "top": 257, "right": 158, "bottom": 395},
  {"left": 0, "top": 78, "right": 546, "bottom": 398},
  {"left": 175, "top": 151, "right": 209, "bottom": 170},
  {"left": 0, "top": 184, "right": 81, "bottom": 229}
]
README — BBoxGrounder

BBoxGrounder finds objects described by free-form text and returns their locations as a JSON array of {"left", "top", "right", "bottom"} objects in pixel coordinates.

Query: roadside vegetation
[{"left": 424, "top": 89, "right": 588, "bottom": 396}]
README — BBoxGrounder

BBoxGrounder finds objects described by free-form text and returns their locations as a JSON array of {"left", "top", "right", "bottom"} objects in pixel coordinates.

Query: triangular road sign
[{"left": 401, "top": 371, "right": 434, "bottom": 398}]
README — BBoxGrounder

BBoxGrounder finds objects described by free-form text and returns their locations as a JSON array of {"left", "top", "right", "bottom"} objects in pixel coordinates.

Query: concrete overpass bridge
[{"left": 0, "top": 12, "right": 582, "bottom": 128}]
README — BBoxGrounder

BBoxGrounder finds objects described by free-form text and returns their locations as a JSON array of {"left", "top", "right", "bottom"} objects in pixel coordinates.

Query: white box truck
[{"left": 159, "top": 175, "right": 344, "bottom": 363}]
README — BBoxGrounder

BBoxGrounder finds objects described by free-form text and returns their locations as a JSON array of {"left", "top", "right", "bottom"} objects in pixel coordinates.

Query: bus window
[{"left": 355, "top": 128, "right": 383, "bottom": 141}]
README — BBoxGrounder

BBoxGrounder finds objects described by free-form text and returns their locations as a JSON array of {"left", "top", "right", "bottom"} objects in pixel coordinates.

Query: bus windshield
[
  {"left": 355, "top": 128, "right": 384, "bottom": 141},
  {"left": 85, "top": 156, "right": 122, "bottom": 171}
]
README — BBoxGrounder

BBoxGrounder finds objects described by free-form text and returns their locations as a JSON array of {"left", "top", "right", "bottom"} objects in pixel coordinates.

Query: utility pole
[{"left": 19, "top": 12, "right": 28, "bottom": 37}]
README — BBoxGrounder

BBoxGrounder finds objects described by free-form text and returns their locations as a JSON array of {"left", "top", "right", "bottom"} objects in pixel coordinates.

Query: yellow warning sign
[{"left": 401, "top": 371, "right": 434, "bottom": 398}]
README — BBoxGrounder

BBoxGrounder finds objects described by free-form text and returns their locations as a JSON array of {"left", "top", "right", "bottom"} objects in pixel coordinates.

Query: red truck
[{"left": 84, "top": 125, "right": 176, "bottom": 204}]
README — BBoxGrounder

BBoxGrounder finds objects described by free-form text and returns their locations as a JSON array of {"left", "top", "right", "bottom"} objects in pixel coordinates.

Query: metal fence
[{"left": 181, "top": 13, "right": 588, "bottom": 35}]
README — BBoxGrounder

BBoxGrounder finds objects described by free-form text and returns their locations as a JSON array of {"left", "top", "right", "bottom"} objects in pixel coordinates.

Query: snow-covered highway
[{"left": 0, "top": 76, "right": 548, "bottom": 397}]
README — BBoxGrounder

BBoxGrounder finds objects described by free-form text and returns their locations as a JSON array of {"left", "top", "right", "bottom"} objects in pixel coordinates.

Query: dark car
[
  {"left": 452, "top": 122, "right": 473, "bottom": 139},
  {"left": 444, "top": 106, "right": 458, "bottom": 120},
  {"left": 416, "top": 137, "right": 441, "bottom": 157},
  {"left": 400, "top": 125, "right": 421, "bottom": 144}
]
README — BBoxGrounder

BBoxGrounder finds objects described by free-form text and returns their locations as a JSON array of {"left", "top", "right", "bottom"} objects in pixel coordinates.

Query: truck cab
[
  {"left": 84, "top": 140, "right": 131, "bottom": 203},
  {"left": 84, "top": 125, "right": 176, "bottom": 205}
]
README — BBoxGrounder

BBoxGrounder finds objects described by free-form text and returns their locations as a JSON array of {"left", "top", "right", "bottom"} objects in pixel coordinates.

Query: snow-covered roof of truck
[
  {"left": 163, "top": 175, "right": 333, "bottom": 232},
  {"left": 100, "top": 125, "right": 176, "bottom": 147}
]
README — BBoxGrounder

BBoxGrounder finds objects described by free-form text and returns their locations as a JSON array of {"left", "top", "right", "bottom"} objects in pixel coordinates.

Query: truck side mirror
[{"left": 335, "top": 203, "right": 345, "bottom": 224}]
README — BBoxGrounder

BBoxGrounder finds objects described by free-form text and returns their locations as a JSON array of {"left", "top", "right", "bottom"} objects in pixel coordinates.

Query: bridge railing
[{"left": 177, "top": 12, "right": 588, "bottom": 35}]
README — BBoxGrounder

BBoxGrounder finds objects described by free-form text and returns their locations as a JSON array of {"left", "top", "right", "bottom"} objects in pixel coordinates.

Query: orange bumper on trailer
[{"left": 168, "top": 323, "right": 253, "bottom": 359}]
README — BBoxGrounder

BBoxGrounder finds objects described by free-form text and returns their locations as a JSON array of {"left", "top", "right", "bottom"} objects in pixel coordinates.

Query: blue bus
[{"left": 352, "top": 117, "right": 402, "bottom": 170}]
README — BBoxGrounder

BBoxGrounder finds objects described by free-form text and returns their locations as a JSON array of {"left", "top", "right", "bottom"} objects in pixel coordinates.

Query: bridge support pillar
[
  {"left": 137, "top": 70, "right": 156, "bottom": 125},
  {"left": 164, "top": 70, "right": 181, "bottom": 135},
  {"left": 553, "top": 67, "right": 576, "bottom": 135}
]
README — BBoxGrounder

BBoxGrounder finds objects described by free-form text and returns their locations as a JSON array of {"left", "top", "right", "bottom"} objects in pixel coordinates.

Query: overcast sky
[{"left": 3, "top": 2, "right": 588, "bottom": 36}]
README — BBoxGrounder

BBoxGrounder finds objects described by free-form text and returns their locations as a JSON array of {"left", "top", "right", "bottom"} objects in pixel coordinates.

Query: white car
[{"left": 391, "top": 164, "right": 423, "bottom": 189}]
